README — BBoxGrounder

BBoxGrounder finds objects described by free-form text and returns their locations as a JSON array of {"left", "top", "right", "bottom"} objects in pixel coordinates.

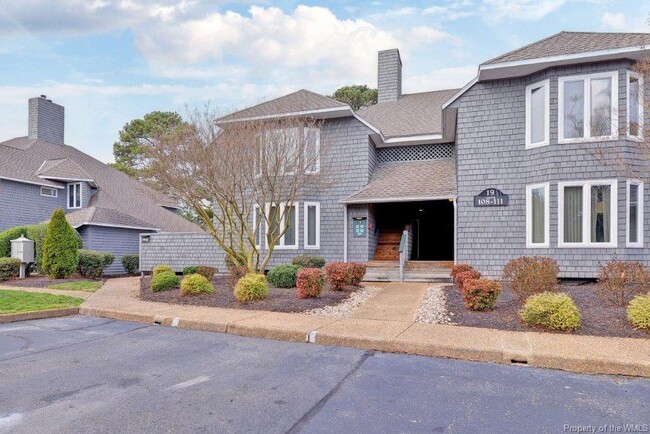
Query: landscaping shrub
[
  {"left": 450, "top": 264, "right": 475, "bottom": 284},
  {"left": 454, "top": 269, "right": 481, "bottom": 291},
  {"left": 267, "top": 264, "right": 302, "bottom": 288},
  {"left": 349, "top": 263, "right": 367, "bottom": 286},
  {"left": 152, "top": 264, "right": 173, "bottom": 278},
  {"left": 121, "top": 254, "right": 139, "bottom": 275},
  {"left": 234, "top": 273, "right": 268, "bottom": 302},
  {"left": 182, "top": 265, "right": 199, "bottom": 275},
  {"left": 180, "top": 273, "right": 214, "bottom": 296},
  {"left": 596, "top": 261, "right": 650, "bottom": 306},
  {"left": 151, "top": 270, "right": 179, "bottom": 292},
  {"left": 77, "top": 249, "right": 115, "bottom": 278},
  {"left": 627, "top": 294, "right": 650, "bottom": 330},
  {"left": 325, "top": 262, "right": 351, "bottom": 290},
  {"left": 0, "top": 257, "right": 21, "bottom": 281},
  {"left": 42, "top": 209, "right": 80, "bottom": 279},
  {"left": 297, "top": 268, "right": 325, "bottom": 299},
  {"left": 292, "top": 255, "right": 326, "bottom": 269},
  {"left": 520, "top": 292, "right": 581, "bottom": 331},
  {"left": 196, "top": 265, "right": 217, "bottom": 280},
  {"left": 503, "top": 256, "right": 559, "bottom": 299},
  {"left": 0, "top": 226, "right": 26, "bottom": 257},
  {"left": 461, "top": 278, "right": 501, "bottom": 311}
]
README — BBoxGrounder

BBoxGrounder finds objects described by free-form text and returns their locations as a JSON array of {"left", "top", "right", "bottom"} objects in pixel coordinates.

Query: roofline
[
  {"left": 0, "top": 176, "right": 64, "bottom": 189},
  {"left": 217, "top": 106, "right": 353, "bottom": 124},
  {"left": 442, "top": 76, "right": 479, "bottom": 109},
  {"left": 73, "top": 222, "right": 160, "bottom": 231},
  {"left": 340, "top": 195, "right": 456, "bottom": 204},
  {"left": 38, "top": 175, "right": 95, "bottom": 183}
]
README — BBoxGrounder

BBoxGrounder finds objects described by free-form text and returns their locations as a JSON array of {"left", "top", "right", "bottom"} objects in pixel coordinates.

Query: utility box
[{"left": 11, "top": 235, "right": 34, "bottom": 278}]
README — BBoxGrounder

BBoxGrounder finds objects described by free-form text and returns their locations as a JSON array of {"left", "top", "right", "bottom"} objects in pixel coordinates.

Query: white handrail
[{"left": 398, "top": 226, "right": 409, "bottom": 282}]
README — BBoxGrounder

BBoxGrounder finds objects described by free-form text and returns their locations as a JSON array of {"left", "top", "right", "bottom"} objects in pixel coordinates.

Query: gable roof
[
  {"left": 0, "top": 137, "right": 202, "bottom": 233},
  {"left": 484, "top": 31, "right": 650, "bottom": 65},
  {"left": 217, "top": 89, "right": 349, "bottom": 123},
  {"left": 357, "top": 90, "right": 459, "bottom": 139}
]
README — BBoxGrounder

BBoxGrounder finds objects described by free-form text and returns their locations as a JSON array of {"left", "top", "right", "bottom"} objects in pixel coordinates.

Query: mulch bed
[
  {"left": 3, "top": 275, "right": 108, "bottom": 288},
  {"left": 445, "top": 281, "right": 649, "bottom": 339},
  {"left": 140, "top": 275, "right": 356, "bottom": 313}
]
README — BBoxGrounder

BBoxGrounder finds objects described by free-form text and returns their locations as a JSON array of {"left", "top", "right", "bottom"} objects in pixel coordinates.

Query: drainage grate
[{"left": 510, "top": 359, "right": 529, "bottom": 365}]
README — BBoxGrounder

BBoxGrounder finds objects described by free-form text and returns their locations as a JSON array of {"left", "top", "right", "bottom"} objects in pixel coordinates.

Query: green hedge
[
  {"left": 267, "top": 264, "right": 301, "bottom": 288},
  {"left": 0, "top": 257, "right": 21, "bottom": 281},
  {"left": 121, "top": 254, "right": 139, "bottom": 275},
  {"left": 77, "top": 249, "right": 115, "bottom": 278},
  {"left": 151, "top": 270, "right": 179, "bottom": 292}
]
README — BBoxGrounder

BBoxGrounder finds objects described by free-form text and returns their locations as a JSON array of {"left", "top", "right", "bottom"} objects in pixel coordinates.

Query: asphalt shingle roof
[
  {"left": 0, "top": 137, "right": 202, "bottom": 233},
  {"left": 217, "top": 89, "right": 348, "bottom": 122},
  {"left": 343, "top": 159, "right": 456, "bottom": 204},
  {"left": 484, "top": 31, "right": 650, "bottom": 65},
  {"left": 357, "top": 89, "right": 459, "bottom": 139}
]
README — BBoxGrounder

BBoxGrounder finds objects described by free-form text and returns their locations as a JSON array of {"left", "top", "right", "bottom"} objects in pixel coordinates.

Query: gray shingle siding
[
  {"left": 0, "top": 179, "right": 66, "bottom": 231},
  {"left": 82, "top": 225, "right": 154, "bottom": 275},
  {"left": 453, "top": 59, "right": 648, "bottom": 278}
]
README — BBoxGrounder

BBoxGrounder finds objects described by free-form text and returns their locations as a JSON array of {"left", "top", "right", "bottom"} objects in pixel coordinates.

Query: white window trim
[
  {"left": 626, "top": 180, "right": 644, "bottom": 248},
  {"left": 626, "top": 70, "right": 644, "bottom": 141},
  {"left": 303, "top": 201, "right": 321, "bottom": 249},
  {"left": 304, "top": 127, "right": 321, "bottom": 174},
  {"left": 525, "top": 182, "right": 550, "bottom": 248},
  {"left": 40, "top": 186, "right": 58, "bottom": 198},
  {"left": 67, "top": 182, "right": 82, "bottom": 209},
  {"left": 558, "top": 71, "right": 619, "bottom": 144},
  {"left": 558, "top": 179, "right": 618, "bottom": 248},
  {"left": 265, "top": 202, "right": 299, "bottom": 250},
  {"left": 253, "top": 204, "right": 262, "bottom": 249},
  {"left": 525, "top": 79, "right": 550, "bottom": 149}
]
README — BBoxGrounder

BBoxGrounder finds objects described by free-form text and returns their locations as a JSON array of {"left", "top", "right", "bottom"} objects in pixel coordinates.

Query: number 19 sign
[{"left": 474, "top": 188, "right": 509, "bottom": 207}]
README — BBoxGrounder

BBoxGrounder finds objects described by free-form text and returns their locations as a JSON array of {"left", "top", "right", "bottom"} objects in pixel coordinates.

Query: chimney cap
[{"left": 40, "top": 94, "right": 46, "bottom": 98}]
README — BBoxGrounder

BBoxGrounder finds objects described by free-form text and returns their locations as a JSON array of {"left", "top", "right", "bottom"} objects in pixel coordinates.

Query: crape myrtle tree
[{"left": 149, "top": 108, "right": 326, "bottom": 273}]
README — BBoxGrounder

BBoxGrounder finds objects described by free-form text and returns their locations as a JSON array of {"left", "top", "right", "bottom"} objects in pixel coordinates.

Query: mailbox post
[{"left": 11, "top": 235, "right": 35, "bottom": 279}]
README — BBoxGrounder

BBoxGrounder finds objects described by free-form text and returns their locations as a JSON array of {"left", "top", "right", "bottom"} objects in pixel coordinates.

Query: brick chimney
[
  {"left": 377, "top": 49, "right": 402, "bottom": 103},
  {"left": 28, "top": 95, "right": 64, "bottom": 145}
]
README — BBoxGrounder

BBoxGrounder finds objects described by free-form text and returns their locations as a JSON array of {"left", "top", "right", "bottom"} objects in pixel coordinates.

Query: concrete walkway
[{"left": 79, "top": 277, "right": 650, "bottom": 378}]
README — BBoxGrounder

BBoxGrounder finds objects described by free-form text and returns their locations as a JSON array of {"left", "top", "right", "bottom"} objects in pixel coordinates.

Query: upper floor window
[
  {"left": 558, "top": 72, "right": 618, "bottom": 143},
  {"left": 525, "top": 80, "right": 550, "bottom": 149},
  {"left": 40, "top": 186, "right": 58, "bottom": 198},
  {"left": 67, "top": 182, "right": 82, "bottom": 209},
  {"left": 304, "top": 127, "right": 321, "bottom": 174},
  {"left": 627, "top": 71, "right": 644, "bottom": 139},
  {"left": 257, "top": 127, "right": 320, "bottom": 177}
]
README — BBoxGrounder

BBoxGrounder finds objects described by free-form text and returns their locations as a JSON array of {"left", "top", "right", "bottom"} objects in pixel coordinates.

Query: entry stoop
[{"left": 365, "top": 260, "right": 452, "bottom": 283}]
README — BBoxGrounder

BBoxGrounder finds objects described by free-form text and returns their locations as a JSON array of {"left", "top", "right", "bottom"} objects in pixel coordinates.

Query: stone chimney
[
  {"left": 28, "top": 95, "right": 64, "bottom": 145},
  {"left": 377, "top": 49, "right": 402, "bottom": 103}
]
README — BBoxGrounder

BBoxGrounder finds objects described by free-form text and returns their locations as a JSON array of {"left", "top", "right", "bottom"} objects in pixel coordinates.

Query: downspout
[{"left": 343, "top": 204, "right": 348, "bottom": 262}]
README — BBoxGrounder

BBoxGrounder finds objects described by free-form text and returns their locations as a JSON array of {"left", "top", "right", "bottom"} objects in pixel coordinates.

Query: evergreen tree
[{"left": 42, "top": 209, "right": 79, "bottom": 278}]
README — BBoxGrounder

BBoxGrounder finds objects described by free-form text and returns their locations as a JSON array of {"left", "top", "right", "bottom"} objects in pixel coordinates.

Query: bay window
[
  {"left": 525, "top": 80, "right": 550, "bottom": 148},
  {"left": 627, "top": 180, "right": 644, "bottom": 247},
  {"left": 303, "top": 202, "right": 320, "bottom": 249},
  {"left": 627, "top": 72, "right": 644, "bottom": 139},
  {"left": 558, "top": 72, "right": 618, "bottom": 143},
  {"left": 558, "top": 180, "right": 618, "bottom": 247},
  {"left": 67, "top": 182, "right": 82, "bottom": 209},
  {"left": 526, "top": 183, "right": 549, "bottom": 248}
]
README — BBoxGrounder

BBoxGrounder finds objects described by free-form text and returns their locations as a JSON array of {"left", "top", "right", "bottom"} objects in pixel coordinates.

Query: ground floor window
[
  {"left": 264, "top": 202, "right": 298, "bottom": 249},
  {"left": 558, "top": 180, "right": 617, "bottom": 248},
  {"left": 526, "top": 183, "right": 549, "bottom": 248},
  {"left": 304, "top": 202, "right": 320, "bottom": 249},
  {"left": 627, "top": 180, "right": 644, "bottom": 247}
]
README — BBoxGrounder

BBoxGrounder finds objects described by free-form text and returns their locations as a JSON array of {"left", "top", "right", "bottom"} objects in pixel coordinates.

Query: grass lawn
[
  {"left": 46, "top": 280, "right": 104, "bottom": 292},
  {"left": 0, "top": 290, "right": 84, "bottom": 314}
]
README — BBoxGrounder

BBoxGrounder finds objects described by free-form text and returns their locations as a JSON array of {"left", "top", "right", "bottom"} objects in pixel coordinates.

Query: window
[
  {"left": 558, "top": 72, "right": 618, "bottom": 143},
  {"left": 627, "top": 72, "right": 644, "bottom": 139},
  {"left": 265, "top": 202, "right": 298, "bottom": 249},
  {"left": 253, "top": 205, "right": 262, "bottom": 249},
  {"left": 67, "top": 182, "right": 82, "bottom": 209},
  {"left": 304, "top": 202, "right": 320, "bottom": 249},
  {"left": 262, "top": 128, "right": 299, "bottom": 176},
  {"left": 558, "top": 180, "right": 618, "bottom": 248},
  {"left": 526, "top": 183, "right": 549, "bottom": 248},
  {"left": 525, "top": 80, "right": 550, "bottom": 148},
  {"left": 40, "top": 186, "right": 58, "bottom": 198},
  {"left": 304, "top": 128, "right": 321, "bottom": 174},
  {"left": 627, "top": 180, "right": 644, "bottom": 247}
]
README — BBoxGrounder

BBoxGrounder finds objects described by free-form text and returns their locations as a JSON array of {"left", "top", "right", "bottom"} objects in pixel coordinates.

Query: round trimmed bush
[
  {"left": 0, "top": 257, "right": 21, "bottom": 281},
  {"left": 349, "top": 263, "right": 367, "bottom": 286},
  {"left": 297, "top": 268, "right": 325, "bottom": 298},
  {"left": 520, "top": 292, "right": 581, "bottom": 331},
  {"left": 77, "top": 249, "right": 115, "bottom": 278},
  {"left": 151, "top": 270, "right": 179, "bottom": 292},
  {"left": 121, "top": 254, "right": 139, "bottom": 275},
  {"left": 461, "top": 278, "right": 501, "bottom": 311},
  {"left": 627, "top": 294, "right": 650, "bottom": 330},
  {"left": 292, "top": 255, "right": 326, "bottom": 269},
  {"left": 152, "top": 264, "right": 173, "bottom": 278},
  {"left": 267, "top": 264, "right": 301, "bottom": 288},
  {"left": 503, "top": 256, "right": 559, "bottom": 299},
  {"left": 234, "top": 273, "right": 268, "bottom": 302},
  {"left": 455, "top": 269, "right": 481, "bottom": 291},
  {"left": 180, "top": 273, "right": 214, "bottom": 296},
  {"left": 182, "top": 265, "right": 199, "bottom": 275},
  {"left": 450, "top": 264, "right": 475, "bottom": 284}
]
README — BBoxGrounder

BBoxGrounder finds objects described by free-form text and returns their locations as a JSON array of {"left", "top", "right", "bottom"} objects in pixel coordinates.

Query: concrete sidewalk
[{"left": 80, "top": 277, "right": 650, "bottom": 378}]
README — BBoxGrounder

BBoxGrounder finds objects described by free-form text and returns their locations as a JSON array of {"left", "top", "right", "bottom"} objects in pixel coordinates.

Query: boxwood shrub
[
  {"left": 627, "top": 294, "right": 650, "bottom": 330},
  {"left": 121, "top": 254, "right": 139, "bottom": 275},
  {"left": 292, "top": 255, "right": 326, "bottom": 269},
  {"left": 520, "top": 292, "right": 581, "bottom": 331},
  {"left": 234, "top": 273, "right": 268, "bottom": 302},
  {"left": 0, "top": 257, "right": 21, "bottom": 281},
  {"left": 77, "top": 249, "right": 115, "bottom": 278},
  {"left": 267, "top": 264, "right": 302, "bottom": 288},
  {"left": 152, "top": 264, "right": 173, "bottom": 278},
  {"left": 182, "top": 266, "right": 199, "bottom": 275},
  {"left": 151, "top": 270, "right": 179, "bottom": 292},
  {"left": 180, "top": 274, "right": 214, "bottom": 296}
]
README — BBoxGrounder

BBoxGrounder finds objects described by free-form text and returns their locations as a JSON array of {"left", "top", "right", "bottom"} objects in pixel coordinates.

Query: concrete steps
[{"left": 365, "top": 260, "right": 452, "bottom": 283}]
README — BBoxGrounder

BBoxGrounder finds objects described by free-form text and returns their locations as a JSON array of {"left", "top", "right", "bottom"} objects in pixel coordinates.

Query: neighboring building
[
  {"left": 0, "top": 96, "right": 203, "bottom": 274},
  {"left": 140, "top": 31, "right": 650, "bottom": 279}
]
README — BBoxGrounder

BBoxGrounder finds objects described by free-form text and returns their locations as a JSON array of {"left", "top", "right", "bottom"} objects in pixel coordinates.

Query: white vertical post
[
  {"left": 343, "top": 204, "right": 348, "bottom": 262},
  {"left": 452, "top": 198, "right": 457, "bottom": 265}
]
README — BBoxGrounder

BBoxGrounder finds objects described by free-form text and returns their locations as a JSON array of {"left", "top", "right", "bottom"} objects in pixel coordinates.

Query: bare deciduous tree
[{"left": 149, "top": 107, "right": 326, "bottom": 273}]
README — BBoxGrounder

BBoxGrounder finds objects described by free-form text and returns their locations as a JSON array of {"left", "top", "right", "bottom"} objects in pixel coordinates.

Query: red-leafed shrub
[
  {"left": 455, "top": 269, "right": 481, "bottom": 291},
  {"left": 349, "top": 263, "right": 367, "bottom": 286},
  {"left": 461, "top": 278, "right": 502, "bottom": 311},
  {"left": 502, "top": 256, "right": 559, "bottom": 299},
  {"left": 297, "top": 268, "right": 325, "bottom": 299},
  {"left": 325, "top": 262, "right": 351, "bottom": 290},
  {"left": 450, "top": 264, "right": 475, "bottom": 284},
  {"left": 597, "top": 260, "right": 650, "bottom": 306}
]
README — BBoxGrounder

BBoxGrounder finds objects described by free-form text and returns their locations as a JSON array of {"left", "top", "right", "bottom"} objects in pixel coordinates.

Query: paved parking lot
[{"left": 1, "top": 316, "right": 648, "bottom": 433}]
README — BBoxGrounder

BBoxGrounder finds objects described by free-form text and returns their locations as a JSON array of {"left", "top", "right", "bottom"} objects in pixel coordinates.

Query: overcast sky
[{"left": 0, "top": 0, "right": 646, "bottom": 163}]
